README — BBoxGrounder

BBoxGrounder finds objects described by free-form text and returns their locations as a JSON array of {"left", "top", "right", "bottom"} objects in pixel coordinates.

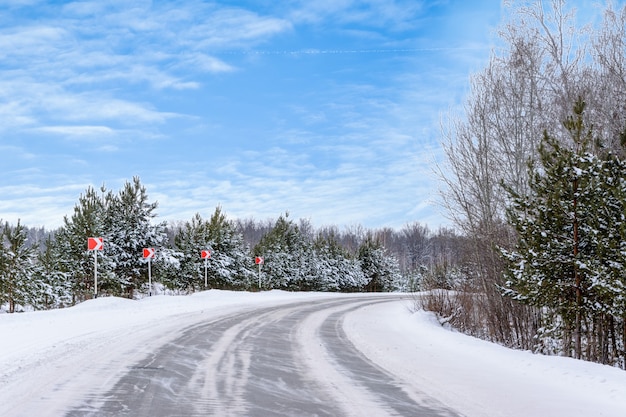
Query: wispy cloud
[
  {"left": 0, "top": 182, "right": 91, "bottom": 228},
  {"left": 285, "top": 0, "right": 425, "bottom": 29},
  {"left": 0, "top": 145, "right": 37, "bottom": 160},
  {"left": 33, "top": 125, "right": 115, "bottom": 136},
  {"left": 0, "top": 0, "right": 291, "bottom": 135},
  {"left": 0, "top": 0, "right": 502, "bottom": 230}
]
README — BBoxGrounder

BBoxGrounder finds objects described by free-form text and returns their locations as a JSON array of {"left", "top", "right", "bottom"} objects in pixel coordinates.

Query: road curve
[{"left": 66, "top": 296, "right": 463, "bottom": 417}]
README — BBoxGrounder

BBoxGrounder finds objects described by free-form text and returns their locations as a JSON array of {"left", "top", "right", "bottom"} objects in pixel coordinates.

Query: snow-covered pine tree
[
  {"left": 577, "top": 152, "right": 626, "bottom": 365},
  {"left": 53, "top": 185, "right": 108, "bottom": 302},
  {"left": 53, "top": 178, "right": 168, "bottom": 299},
  {"left": 254, "top": 213, "right": 312, "bottom": 291},
  {"left": 32, "top": 233, "right": 72, "bottom": 309},
  {"left": 0, "top": 220, "right": 39, "bottom": 313},
  {"left": 203, "top": 206, "right": 254, "bottom": 290},
  {"left": 313, "top": 230, "right": 366, "bottom": 292},
  {"left": 358, "top": 234, "right": 401, "bottom": 292},
  {"left": 103, "top": 177, "right": 168, "bottom": 298},
  {"left": 502, "top": 99, "right": 626, "bottom": 363},
  {"left": 172, "top": 213, "right": 213, "bottom": 292}
]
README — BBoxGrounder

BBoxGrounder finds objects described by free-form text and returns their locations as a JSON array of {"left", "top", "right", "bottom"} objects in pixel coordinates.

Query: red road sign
[
  {"left": 88, "top": 237, "right": 104, "bottom": 251},
  {"left": 255, "top": 256, "right": 264, "bottom": 265},
  {"left": 143, "top": 248, "right": 156, "bottom": 258},
  {"left": 201, "top": 250, "right": 211, "bottom": 259}
]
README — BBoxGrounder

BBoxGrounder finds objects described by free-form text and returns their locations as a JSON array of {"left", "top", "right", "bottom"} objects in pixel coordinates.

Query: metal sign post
[
  {"left": 94, "top": 250, "right": 98, "bottom": 298},
  {"left": 255, "top": 256, "right": 264, "bottom": 290},
  {"left": 201, "top": 250, "right": 211, "bottom": 288},
  {"left": 143, "top": 248, "right": 156, "bottom": 296},
  {"left": 148, "top": 258, "right": 152, "bottom": 296},
  {"left": 88, "top": 237, "right": 104, "bottom": 298}
]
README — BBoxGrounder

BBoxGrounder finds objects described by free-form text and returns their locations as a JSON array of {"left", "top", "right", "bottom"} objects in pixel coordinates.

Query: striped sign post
[
  {"left": 255, "top": 256, "right": 264, "bottom": 290},
  {"left": 88, "top": 237, "right": 104, "bottom": 298},
  {"left": 201, "top": 250, "right": 211, "bottom": 288},
  {"left": 143, "top": 248, "right": 156, "bottom": 296}
]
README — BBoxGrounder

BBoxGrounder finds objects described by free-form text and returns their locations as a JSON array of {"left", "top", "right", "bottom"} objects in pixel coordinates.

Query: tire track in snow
[
  {"left": 299, "top": 297, "right": 464, "bottom": 417},
  {"left": 65, "top": 296, "right": 462, "bottom": 417}
]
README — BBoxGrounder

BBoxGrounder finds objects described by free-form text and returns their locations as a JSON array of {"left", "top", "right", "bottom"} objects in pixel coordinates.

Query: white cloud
[
  {"left": 0, "top": 145, "right": 37, "bottom": 160},
  {"left": 0, "top": 101, "right": 36, "bottom": 129},
  {"left": 34, "top": 125, "right": 115, "bottom": 137},
  {"left": 0, "top": 26, "right": 68, "bottom": 60},
  {"left": 142, "top": 124, "right": 443, "bottom": 229},
  {"left": 41, "top": 91, "right": 180, "bottom": 125},
  {"left": 0, "top": 182, "right": 92, "bottom": 228},
  {"left": 183, "top": 53, "right": 235, "bottom": 74},
  {"left": 187, "top": 8, "right": 292, "bottom": 49},
  {"left": 2, "top": 0, "right": 42, "bottom": 5},
  {"left": 97, "top": 145, "right": 119, "bottom": 152},
  {"left": 0, "top": 0, "right": 502, "bottom": 231},
  {"left": 286, "top": 0, "right": 425, "bottom": 29},
  {"left": 61, "top": 1, "right": 107, "bottom": 17},
  {"left": 0, "top": 0, "right": 292, "bottom": 144}
]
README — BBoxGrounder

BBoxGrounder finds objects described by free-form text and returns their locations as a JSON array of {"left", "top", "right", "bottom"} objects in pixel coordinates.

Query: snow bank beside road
[
  {"left": 343, "top": 301, "right": 626, "bottom": 417},
  {"left": 1, "top": 291, "right": 626, "bottom": 417},
  {"left": 0, "top": 291, "right": 329, "bottom": 417}
]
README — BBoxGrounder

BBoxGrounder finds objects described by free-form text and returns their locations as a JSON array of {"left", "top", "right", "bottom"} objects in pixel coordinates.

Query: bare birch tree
[{"left": 434, "top": 0, "right": 624, "bottom": 349}]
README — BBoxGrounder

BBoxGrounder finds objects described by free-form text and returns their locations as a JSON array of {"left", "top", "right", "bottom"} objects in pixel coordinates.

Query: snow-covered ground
[{"left": 1, "top": 291, "right": 625, "bottom": 417}]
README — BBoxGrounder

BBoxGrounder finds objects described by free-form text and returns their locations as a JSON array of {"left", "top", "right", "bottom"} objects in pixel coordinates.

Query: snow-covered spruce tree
[
  {"left": 0, "top": 220, "right": 39, "bottom": 313},
  {"left": 171, "top": 213, "right": 210, "bottom": 293},
  {"left": 573, "top": 148, "right": 626, "bottom": 366},
  {"left": 171, "top": 207, "right": 253, "bottom": 292},
  {"left": 358, "top": 234, "right": 401, "bottom": 292},
  {"left": 502, "top": 99, "right": 626, "bottom": 364},
  {"left": 102, "top": 177, "right": 168, "bottom": 298},
  {"left": 203, "top": 206, "right": 254, "bottom": 290},
  {"left": 583, "top": 152, "right": 626, "bottom": 366},
  {"left": 53, "top": 186, "right": 108, "bottom": 302},
  {"left": 312, "top": 229, "right": 366, "bottom": 292},
  {"left": 54, "top": 178, "right": 168, "bottom": 299},
  {"left": 254, "top": 213, "right": 315, "bottom": 291},
  {"left": 31, "top": 233, "right": 73, "bottom": 309}
]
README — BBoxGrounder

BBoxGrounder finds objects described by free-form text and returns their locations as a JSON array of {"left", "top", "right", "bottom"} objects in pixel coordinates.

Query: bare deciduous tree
[{"left": 434, "top": 0, "right": 626, "bottom": 353}]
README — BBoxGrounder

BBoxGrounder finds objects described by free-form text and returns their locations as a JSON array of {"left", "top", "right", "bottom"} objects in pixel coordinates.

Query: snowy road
[
  {"left": 2, "top": 291, "right": 626, "bottom": 417},
  {"left": 63, "top": 296, "right": 460, "bottom": 417}
]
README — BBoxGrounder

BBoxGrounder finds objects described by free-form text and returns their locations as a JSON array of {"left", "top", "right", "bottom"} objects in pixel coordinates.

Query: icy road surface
[
  {"left": 2, "top": 291, "right": 626, "bottom": 417},
  {"left": 64, "top": 296, "right": 459, "bottom": 417}
]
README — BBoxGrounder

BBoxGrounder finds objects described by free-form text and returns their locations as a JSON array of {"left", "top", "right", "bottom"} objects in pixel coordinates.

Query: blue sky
[{"left": 1, "top": 0, "right": 504, "bottom": 230}]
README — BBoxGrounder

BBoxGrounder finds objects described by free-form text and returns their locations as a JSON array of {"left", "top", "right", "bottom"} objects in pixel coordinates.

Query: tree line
[
  {"left": 0, "top": 176, "right": 466, "bottom": 313},
  {"left": 6, "top": 0, "right": 623, "bottom": 371},
  {"left": 433, "top": 0, "right": 626, "bottom": 368}
]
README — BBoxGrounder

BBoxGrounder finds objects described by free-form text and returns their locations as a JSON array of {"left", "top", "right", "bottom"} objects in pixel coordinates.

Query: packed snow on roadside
[
  {"left": 1, "top": 290, "right": 625, "bottom": 417},
  {"left": 343, "top": 301, "right": 626, "bottom": 417}
]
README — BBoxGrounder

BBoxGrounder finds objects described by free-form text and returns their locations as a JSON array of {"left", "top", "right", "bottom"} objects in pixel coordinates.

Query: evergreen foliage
[
  {"left": 102, "top": 177, "right": 168, "bottom": 298},
  {"left": 0, "top": 178, "right": 439, "bottom": 313},
  {"left": 169, "top": 207, "right": 253, "bottom": 292},
  {"left": 254, "top": 213, "right": 312, "bottom": 290},
  {"left": 51, "top": 178, "right": 170, "bottom": 300},
  {"left": 32, "top": 234, "right": 72, "bottom": 309},
  {"left": 502, "top": 100, "right": 626, "bottom": 364},
  {"left": 54, "top": 185, "right": 107, "bottom": 301},
  {"left": 204, "top": 206, "right": 254, "bottom": 290},
  {"left": 435, "top": 0, "right": 626, "bottom": 366},
  {"left": 171, "top": 213, "right": 211, "bottom": 292},
  {"left": 312, "top": 230, "right": 366, "bottom": 292},
  {"left": 358, "top": 234, "right": 401, "bottom": 292},
  {"left": 0, "top": 220, "right": 39, "bottom": 313}
]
